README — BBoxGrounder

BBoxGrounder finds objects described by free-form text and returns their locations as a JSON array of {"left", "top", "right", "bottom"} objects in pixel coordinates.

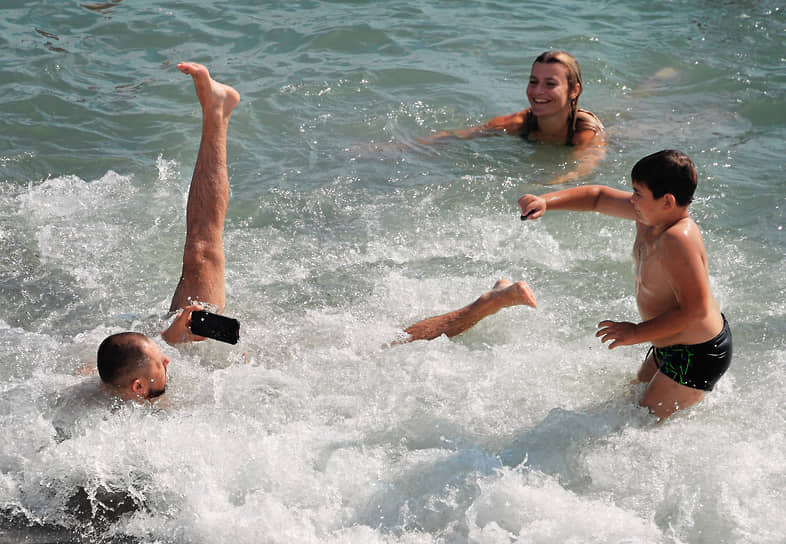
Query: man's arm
[
  {"left": 518, "top": 185, "right": 636, "bottom": 221},
  {"left": 161, "top": 304, "right": 207, "bottom": 345},
  {"left": 597, "top": 226, "right": 714, "bottom": 347}
]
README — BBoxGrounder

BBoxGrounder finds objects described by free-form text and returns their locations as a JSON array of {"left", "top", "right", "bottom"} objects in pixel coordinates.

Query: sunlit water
[{"left": 1, "top": 1, "right": 784, "bottom": 542}]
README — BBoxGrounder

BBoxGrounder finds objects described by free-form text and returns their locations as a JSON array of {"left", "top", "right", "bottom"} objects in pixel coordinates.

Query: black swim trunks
[{"left": 651, "top": 315, "right": 732, "bottom": 391}]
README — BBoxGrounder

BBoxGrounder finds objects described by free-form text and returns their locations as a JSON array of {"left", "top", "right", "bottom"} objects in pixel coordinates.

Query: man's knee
[{"left": 181, "top": 239, "right": 225, "bottom": 273}]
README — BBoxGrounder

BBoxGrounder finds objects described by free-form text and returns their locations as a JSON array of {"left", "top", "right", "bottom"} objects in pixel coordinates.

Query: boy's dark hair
[
  {"left": 97, "top": 332, "right": 150, "bottom": 385},
  {"left": 631, "top": 149, "right": 697, "bottom": 206}
]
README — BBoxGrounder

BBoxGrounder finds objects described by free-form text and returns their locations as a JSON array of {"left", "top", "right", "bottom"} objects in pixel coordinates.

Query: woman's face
[{"left": 526, "top": 61, "right": 578, "bottom": 117}]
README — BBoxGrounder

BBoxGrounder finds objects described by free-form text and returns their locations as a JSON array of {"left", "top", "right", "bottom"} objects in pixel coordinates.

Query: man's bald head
[{"left": 97, "top": 332, "right": 153, "bottom": 387}]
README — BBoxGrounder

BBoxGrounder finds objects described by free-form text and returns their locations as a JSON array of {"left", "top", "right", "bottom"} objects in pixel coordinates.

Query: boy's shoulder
[
  {"left": 664, "top": 215, "right": 699, "bottom": 236},
  {"left": 658, "top": 216, "right": 705, "bottom": 255}
]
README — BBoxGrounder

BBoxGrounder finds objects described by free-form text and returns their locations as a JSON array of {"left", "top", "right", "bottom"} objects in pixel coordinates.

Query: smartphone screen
[{"left": 190, "top": 310, "right": 240, "bottom": 344}]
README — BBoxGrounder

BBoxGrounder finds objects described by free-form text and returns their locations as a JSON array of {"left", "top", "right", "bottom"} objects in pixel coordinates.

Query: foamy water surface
[{"left": 1, "top": 1, "right": 784, "bottom": 542}]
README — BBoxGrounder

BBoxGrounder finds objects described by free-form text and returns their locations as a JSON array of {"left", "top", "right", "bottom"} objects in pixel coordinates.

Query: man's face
[{"left": 140, "top": 341, "right": 170, "bottom": 399}]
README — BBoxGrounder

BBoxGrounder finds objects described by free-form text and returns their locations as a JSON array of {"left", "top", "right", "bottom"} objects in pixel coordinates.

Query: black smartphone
[{"left": 190, "top": 310, "right": 240, "bottom": 344}]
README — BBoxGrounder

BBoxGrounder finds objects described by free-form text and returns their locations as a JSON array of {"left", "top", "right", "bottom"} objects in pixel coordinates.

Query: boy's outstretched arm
[{"left": 518, "top": 185, "right": 636, "bottom": 221}]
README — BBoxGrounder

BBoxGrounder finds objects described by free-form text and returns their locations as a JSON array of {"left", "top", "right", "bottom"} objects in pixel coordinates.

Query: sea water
[{"left": 1, "top": 1, "right": 784, "bottom": 542}]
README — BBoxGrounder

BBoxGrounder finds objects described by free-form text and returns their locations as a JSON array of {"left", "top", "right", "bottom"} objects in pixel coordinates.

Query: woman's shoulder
[
  {"left": 575, "top": 109, "right": 604, "bottom": 133},
  {"left": 570, "top": 109, "right": 606, "bottom": 146}
]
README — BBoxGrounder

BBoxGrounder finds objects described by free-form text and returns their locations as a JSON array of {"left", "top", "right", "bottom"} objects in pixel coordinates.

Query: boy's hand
[
  {"left": 596, "top": 320, "right": 639, "bottom": 349},
  {"left": 518, "top": 194, "right": 546, "bottom": 220}
]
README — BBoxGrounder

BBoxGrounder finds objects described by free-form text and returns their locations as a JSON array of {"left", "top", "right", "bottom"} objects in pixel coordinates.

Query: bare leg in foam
[{"left": 401, "top": 279, "right": 537, "bottom": 342}]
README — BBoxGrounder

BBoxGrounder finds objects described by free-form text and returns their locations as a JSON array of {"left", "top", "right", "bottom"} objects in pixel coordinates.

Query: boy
[{"left": 518, "top": 150, "right": 731, "bottom": 420}]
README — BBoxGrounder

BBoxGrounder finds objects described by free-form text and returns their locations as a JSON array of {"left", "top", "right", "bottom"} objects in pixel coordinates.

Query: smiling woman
[{"left": 414, "top": 50, "right": 606, "bottom": 185}]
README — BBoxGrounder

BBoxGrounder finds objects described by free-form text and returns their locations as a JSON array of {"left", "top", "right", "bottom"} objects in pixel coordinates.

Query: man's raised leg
[
  {"left": 402, "top": 279, "right": 537, "bottom": 342},
  {"left": 169, "top": 62, "right": 240, "bottom": 313}
]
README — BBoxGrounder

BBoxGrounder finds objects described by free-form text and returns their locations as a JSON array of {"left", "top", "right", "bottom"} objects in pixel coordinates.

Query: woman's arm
[
  {"left": 414, "top": 110, "right": 528, "bottom": 145},
  {"left": 545, "top": 127, "right": 607, "bottom": 185}
]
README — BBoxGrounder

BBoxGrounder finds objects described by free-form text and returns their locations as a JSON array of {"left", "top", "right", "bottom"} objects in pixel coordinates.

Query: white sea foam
[{"left": 1, "top": 1, "right": 784, "bottom": 542}]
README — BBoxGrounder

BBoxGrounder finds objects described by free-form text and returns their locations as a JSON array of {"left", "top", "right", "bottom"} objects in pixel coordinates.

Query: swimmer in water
[
  {"left": 416, "top": 51, "right": 606, "bottom": 185},
  {"left": 97, "top": 63, "right": 538, "bottom": 402},
  {"left": 97, "top": 62, "right": 239, "bottom": 401}
]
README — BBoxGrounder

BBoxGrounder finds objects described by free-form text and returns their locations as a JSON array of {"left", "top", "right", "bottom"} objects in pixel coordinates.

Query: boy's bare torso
[{"left": 633, "top": 217, "right": 723, "bottom": 347}]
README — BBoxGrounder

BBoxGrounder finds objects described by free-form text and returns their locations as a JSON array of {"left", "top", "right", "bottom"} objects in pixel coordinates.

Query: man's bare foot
[
  {"left": 177, "top": 62, "right": 240, "bottom": 121},
  {"left": 488, "top": 279, "right": 537, "bottom": 309}
]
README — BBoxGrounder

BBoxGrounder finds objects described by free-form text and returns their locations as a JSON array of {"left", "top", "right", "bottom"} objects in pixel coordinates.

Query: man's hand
[
  {"left": 518, "top": 194, "right": 547, "bottom": 220},
  {"left": 161, "top": 304, "right": 208, "bottom": 345},
  {"left": 596, "top": 320, "right": 639, "bottom": 349}
]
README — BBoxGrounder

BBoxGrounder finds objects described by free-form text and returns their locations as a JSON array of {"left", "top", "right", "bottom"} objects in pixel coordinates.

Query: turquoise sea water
[{"left": 1, "top": 1, "right": 784, "bottom": 542}]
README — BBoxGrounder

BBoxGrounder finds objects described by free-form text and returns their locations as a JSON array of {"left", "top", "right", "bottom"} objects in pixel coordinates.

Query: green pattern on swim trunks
[{"left": 656, "top": 346, "right": 695, "bottom": 386}]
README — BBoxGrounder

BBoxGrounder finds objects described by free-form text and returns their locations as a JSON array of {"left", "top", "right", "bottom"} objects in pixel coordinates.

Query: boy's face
[{"left": 630, "top": 180, "right": 664, "bottom": 225}]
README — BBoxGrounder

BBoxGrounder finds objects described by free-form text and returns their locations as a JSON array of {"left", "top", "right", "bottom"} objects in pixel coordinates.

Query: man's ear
[{"left": 131, "top": 378, "right": 146, "bottom": 398}]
